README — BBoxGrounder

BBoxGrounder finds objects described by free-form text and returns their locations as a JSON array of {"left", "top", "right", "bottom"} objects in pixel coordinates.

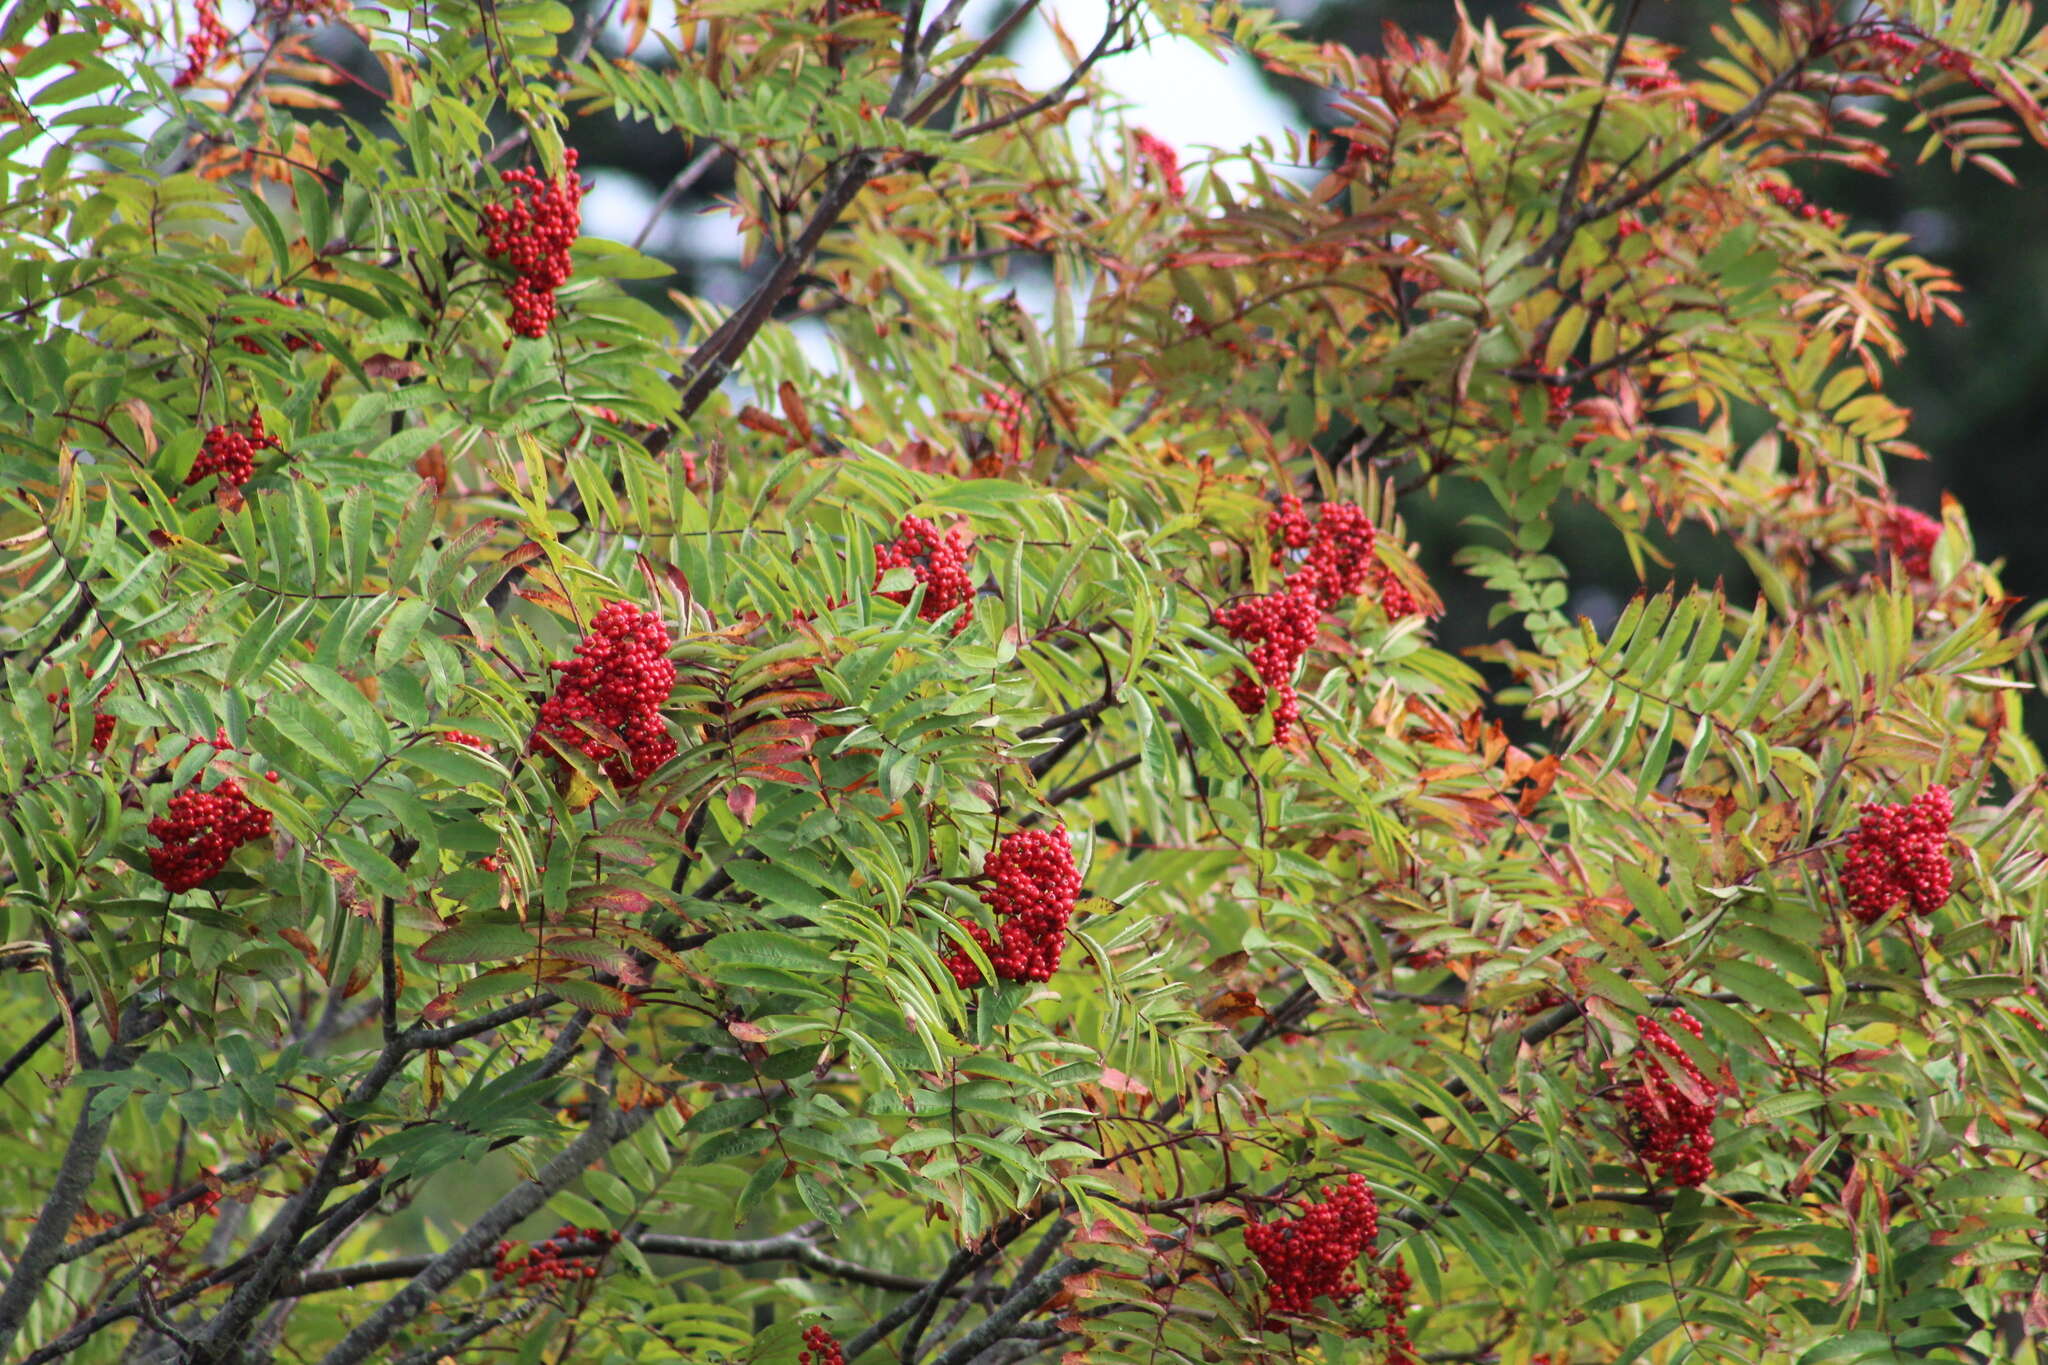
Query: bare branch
[{"left": 311, "top": 1095, "right": 658, "bottom": 1365}]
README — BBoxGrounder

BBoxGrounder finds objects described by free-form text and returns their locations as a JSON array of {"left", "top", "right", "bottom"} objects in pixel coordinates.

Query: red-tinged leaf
[
  {"left": 737, "top": 405, "right": 788, "bottom": 438},
  {"left": 278, "top": 927, "right": 329, "bottom": 980},
  {"left": 2025, "top": 1285, "right": 2048, "bottom": 1333},
  {"left": 1097, "top": 1067, "right": 1151, "bottom": 1097},
  {"left": 727, "top": 782, "right": 758, "bottom": 825},
  {"left": 414, "top": 921, "right": 537, "bottom": 965},
  {"left": 738, "top": 765, "right": 811, "bottom": 787},
  {"left": 420, "top": 967, "right": 533, "bottom": 1019},
  {"left": 549, "top": 978, "right": 637, "bottom": 1017},
  {"left": 540, "top": 936, "right": 635, "bottom": 975},
  {"left": 778, "top": 380, "right": 813, "bottom": 442},
  {"left": 362, "top": 353, "right": 426, "bottom": 380},
  {"left": 607, "top": 924, "right": 694, "bottom": 976},
  {"left": 572, "top": 886, "right": 652, "bottom": 916},
  {"left": 727, "top": 1018, "right": 772, "bottom": 1043}
]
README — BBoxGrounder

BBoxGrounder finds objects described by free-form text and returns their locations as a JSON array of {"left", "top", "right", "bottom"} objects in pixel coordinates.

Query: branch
[
  {"left": 311, "top": 1095, "right": 658, "bottom": 1365},
  {"left": 286, "top": 1227, "right": 942, "bottom": 1297},
  {"left": 0, "top": 996, "right": 88, "bottom": 1091},
  {"left": 0, "top": 1002, "right": 158, "bottom": 1359},
  {"left": 631, "top": 145, "right": 727, "bottom": 251},
  {"left": 1536, "top": 53, "right": 1811, "bottom": 265},
  {"left": 389, "top": 1303, "right": 535, "bottom": 1365},
  {"left": 1551, "top": 0, "right": 1648, "bottom": 232},
  {"left": 924, "top": 1256, "right": 1093, "bottom": 1365}
]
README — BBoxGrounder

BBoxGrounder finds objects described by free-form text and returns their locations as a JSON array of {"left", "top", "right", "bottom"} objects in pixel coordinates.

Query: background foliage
[{"left": 3, "top": 2, "right": 2048, "bottom": 1364}]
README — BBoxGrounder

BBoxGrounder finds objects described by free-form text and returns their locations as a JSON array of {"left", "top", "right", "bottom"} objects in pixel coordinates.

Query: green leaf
[
  {"left": 706, "top": 929, "right": 833, "bottom": 973},
  {"left": 415, "top": 921, "right": 538, "bottom": 965}
]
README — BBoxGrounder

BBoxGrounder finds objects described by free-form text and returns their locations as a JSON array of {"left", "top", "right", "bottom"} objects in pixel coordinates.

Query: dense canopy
[{"left": 3, "top": 3, "right": 2048, "bottom": 1364}]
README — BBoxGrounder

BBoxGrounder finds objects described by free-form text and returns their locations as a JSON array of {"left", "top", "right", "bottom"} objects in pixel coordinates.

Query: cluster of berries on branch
[
  {"left": 531, "top": 601, "right": 678, "bottom": 787},
  {"left": 1217, "top": 495, "right": 1418, "bottom": 742},
  {"left": 189, "top": 411, "right": 281, "bottom": 490},
  {"left": 1762, "top": 179, "right": 1847, "bottom": 229},
  {"left": 1841, "top": 784, "right": 1955, "bottom": 924},
  {"left": 1881, "top": 505, "right": 1941, "bottom": 580},
  {"left": 983, "top": 388, "right": 1028, "bottom": 466},
  {"left": 1132, "top": 128, "right": 1186, "bottom": 200},
  {"left": 439, "top": 729, "right": 493, "bottom": 752},
  {"left": 874, "top": 514, "right": 975, "bottom": 634},
  {"left": 490, "top": 1224, "right": 619, "bottom": 1290},
  {"left": 1365, "top": 1259, "right": 1414, "bottom": 1357},
  {"left": 230, "top": 291, "right": 318, "bottom": 355},
  {"left": 799, "top": 1325, "right": 846, "bottom": 1365},
  {"left": 1244, "top": 1173, "right": 1382, "bottom": 1316},
  {"left": 943, "top": 826, "right": 1082, "bottom": 989},
  {"left": 173, "top": 0, "right": 228, "bottom": 87},
  {"left": 1618, "top": 1009, "right": 1719, "bottom": 1188},
  {"left": 147, "top": 734, "right": 276, "bottom": 892},
  {"left": 49, "top": 685, "right": 115, "bottom": 753},
  {"left": 480, "top": 150, "right": 585, "bottom": 338}
]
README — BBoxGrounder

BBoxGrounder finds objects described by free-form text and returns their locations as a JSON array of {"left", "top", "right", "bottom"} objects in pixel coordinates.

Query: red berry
[
  {"left": 530, "top": 601, "right": 678, "bottom": 787},
  {"left": 1244, "top": 1173, "right": 1380, "bottom": 1315},
  {"left": 1226, "top": 495, "right": 1418, "bottom": 741},
  {"left": 1881, "top": 505, "right": 1941, "bottom": 580},
  {"left": 800, "top": 1325, "right": 845, "bottom": 1365},
  {"left": 1618, "top": 1009, "right": 1720, "bottom": 1188},
  {"left": 874, "top": 515, "right": 975, "bottom": 634},
  {"left": 942, "top": 826, "right": 1082, "bottom": 989},
  {"left": 480, "top": 151, "right": 585, "bottom": 338},
  {"left": 172, "top": 0, "right": 229, "bottom": 87},
  {"left": 1841, "top": 785, "right": 1955, "bottom": 924},
  {"left": 1132, "top": 128, "right": 1186, "bottom": 200},
  {"left": 147, "top": 747, "right": 275, "bottom": 893},
  {"left": 188, "top": 410, "right": 281, "bottom": 491}
]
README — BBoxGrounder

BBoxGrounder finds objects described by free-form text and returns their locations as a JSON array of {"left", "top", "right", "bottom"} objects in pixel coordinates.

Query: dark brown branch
[
  {"left": 1552, "top": 0, "right": 1648, "bottom": 232},
  {"left": 0, "top": 1001, "right": 159, "bottom": 1359},
  {"left": 312, "top": 1095, "right": 659, "bottom": 1365}
]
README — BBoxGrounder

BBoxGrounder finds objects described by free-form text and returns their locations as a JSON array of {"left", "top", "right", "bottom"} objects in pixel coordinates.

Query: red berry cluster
[
  {"left": 259, "top": 0, "right": 349, "bottom": 21},
  {"left": 230, "top": 291, "right": 317, "bottom": 355},
  {"left": 1544, "top": 372, "right": 1575, "bottom": 425},
  {"left": 1618, "top": 1009, "right": 1719, "bottom": 1188},
  {"left": 189, "top": 412, "right": 281, "bottom": 490},
  {"left": 1841, "top": 785, "right": 1954, "bottom": 924},
  {"left": 1616, "top": 212, "right": 1646, "bottom": 239},
  {"left": 440, "top": 729, "right": 493, "bottom": 752},
  {"left": 799, "top": 1325, "right": 845, "bottom": 1365},
  {"left": 943, "top": 826, "right": 1082, "bottom": 989},
  {"left": 1219, "top": 496, "right": 1416, "bottom": 742},
  {"left": 1881, "top": 505, "right": 1940, "bottom": 580},
  {"left": 874, "top": 515, "right": 975, "bottom": 634},
  {"left": 48, "top": 686, "right": 115, "bottom": 753},
  {"left": 984, "top": 388, "right": 1027, "bottom": 465},
  {"left": 1132, "top": 128, "right": 1187, "bottom": 200},
  {"left": 1244, "top": 1173, "right": 1381, "bottom": 1315},
  {"left": 531, "top": 602, "right": 678, "bottom": 787},
  {"left": 480, "top": 151, "right": 585, "bottom": 338},
  {"left": 1762, "top": 179, "right": 1847, "bottom": 229},
  {"left": 1217, "top": 581, "right": 1322, "bottom": 742},
  {"left": 1366, "top": 1258, "right": 1414, "bottom": 1357},
  {"left": 490, "top": 1224, "right": 618, "bottom": 1290},
  {"left": 148, "top": 768, "right": 275, "bottom": 893},
  {"left": 173, "top": 0, "right": 228, "bottom": 87}
]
